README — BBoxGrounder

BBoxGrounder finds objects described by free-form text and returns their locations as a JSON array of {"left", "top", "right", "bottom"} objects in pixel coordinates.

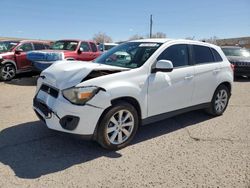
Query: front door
[
  {"left": 78, "top": 42, "right": 93, "bottom": 61},
  {"left": 15, "top": 43, "right": 33, "bottom": 70},
  {"left": 147, "top": 44, "right": 195, "bottom": 117}
]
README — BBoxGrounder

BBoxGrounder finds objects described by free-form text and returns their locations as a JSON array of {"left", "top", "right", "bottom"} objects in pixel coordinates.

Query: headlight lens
[{"left": 62, "top": 86, "right": 100, "bottom": 105}]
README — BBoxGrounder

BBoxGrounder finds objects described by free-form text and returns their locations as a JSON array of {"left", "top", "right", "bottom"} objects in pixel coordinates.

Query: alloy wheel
[
  {"left": 214, "top": 89, "right": 228, "bottom": 113},
  {"left": 106, "top": 110, "right": 135, "bottom": 145},
  {"left": 1, "top": 65, "right": 15, "bottom": 80}
]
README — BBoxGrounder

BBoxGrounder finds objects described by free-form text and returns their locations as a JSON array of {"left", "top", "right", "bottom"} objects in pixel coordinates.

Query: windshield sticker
[{"left": 139, "top": 43, "right": 160, "bottom": 47}]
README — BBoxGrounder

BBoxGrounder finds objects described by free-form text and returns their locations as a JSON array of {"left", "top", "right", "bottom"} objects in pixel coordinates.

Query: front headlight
[{"left": 62, "top": 86, "right": 101, "bottom": 105}]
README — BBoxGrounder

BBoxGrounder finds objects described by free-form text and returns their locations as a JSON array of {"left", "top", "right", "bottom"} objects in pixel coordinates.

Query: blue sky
[{"left": 1, "top": 0, "right": 249, "bottom": 41}]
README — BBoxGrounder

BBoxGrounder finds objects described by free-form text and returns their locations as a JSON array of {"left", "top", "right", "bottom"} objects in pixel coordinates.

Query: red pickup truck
[
  {"left": 0, "top": 40, "right": 50, "bottom": 81},
  {"left": 49, "top": 39, "right": 101, "bottom": 61},
  {"left": 28, "top": 39, "right": 102, "bottom": 72}
]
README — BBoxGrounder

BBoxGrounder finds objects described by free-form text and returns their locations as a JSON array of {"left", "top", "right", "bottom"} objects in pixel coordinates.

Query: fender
[{"left": 0, "top": 59, "right": 17, "bottom": 70}]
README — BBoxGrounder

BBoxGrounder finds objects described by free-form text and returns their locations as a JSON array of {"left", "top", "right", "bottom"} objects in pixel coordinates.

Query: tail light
[{"left": 230, "top": 63, "right": 235, "bottom": 71}]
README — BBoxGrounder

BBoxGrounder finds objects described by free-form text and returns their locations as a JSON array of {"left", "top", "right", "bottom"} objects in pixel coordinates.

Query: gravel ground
[{"left": 0, "top": 75, "right": 249, "bottom": 188}]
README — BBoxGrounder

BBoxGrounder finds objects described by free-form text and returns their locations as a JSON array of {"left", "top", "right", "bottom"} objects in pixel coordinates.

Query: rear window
[
  {"left": 192, "top": 45, "right": 214, "bottom": 64},
  {"left": 34, "top": 43, "right": 45, "bottom": 50},
  {"left": 90, "top": 42, "right": 97, "bottom": 52},
  {"left": 211, "top": 48, "right": 223, "bottom": 62}
]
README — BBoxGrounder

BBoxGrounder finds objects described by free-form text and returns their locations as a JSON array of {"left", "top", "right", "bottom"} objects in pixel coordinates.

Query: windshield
[
  {"left": 0, "top": 41, "right": 19, "bottom": 53},
  {"left": 51, "top": 40, "right": 79, "bottom": 51},
  {"left": 222, "top": 48, "right": 250, "bottom": 57},
  {"left": 94, "top": 42, "right": 162, "bottom": 68}
]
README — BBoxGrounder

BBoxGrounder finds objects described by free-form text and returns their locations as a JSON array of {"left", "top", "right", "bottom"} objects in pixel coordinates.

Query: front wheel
[
  {"left": 97, "top": 102, "right": 139, "bottom": 150},
  {"left": 0, "top": 64, "right": 16, "bottom": 81},
  {"left": 205, "top": 85, "right": 230, "bottom": 116}
]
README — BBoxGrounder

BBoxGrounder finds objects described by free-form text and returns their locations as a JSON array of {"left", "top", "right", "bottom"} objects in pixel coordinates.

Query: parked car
[
  {"left": 28, "top": 40, "right": 101, "bottom": 71},
  {"left": 0, "top": 40, "right": 50, "bottom": 81},
  {"left": 33, "top": 39, "right": 233, "bottom": 150},
  {"left": 98, "top": 43, "right": 118, "bottom": 52},
  {"left": 221, "top": 46, "right": 250, "bottom": 78}
]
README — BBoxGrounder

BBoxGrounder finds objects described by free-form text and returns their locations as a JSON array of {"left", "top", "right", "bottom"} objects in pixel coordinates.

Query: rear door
[
  {"left": 191, "top": 45, "right": 222, "bottom": 105},
  {"left": 147, "top": 44, "right": 195, "bottom": 117},
  {"left": 15, "top": 42, "right": 34, "bottom": 70},
  {"left": 89, "top": 42, "right": 100, "bottom": 60},
  {"left": 78, "top": 42, "right": 93, "bottom": 61}
]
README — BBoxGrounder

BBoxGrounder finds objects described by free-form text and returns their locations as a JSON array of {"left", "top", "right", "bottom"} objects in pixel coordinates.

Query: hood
[
  {"left": 226, "top": 56, "right": 250, "bottom": 63},
  {"left": 41, "top": 61, "right": 129, "bottom": 90},
  {"left": 0, "top": 52, "right": 14, "bottom": 58}
]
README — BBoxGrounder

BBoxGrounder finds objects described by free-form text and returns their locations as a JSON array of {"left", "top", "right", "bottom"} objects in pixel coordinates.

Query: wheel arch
[
  {"left": 92, "top": 96, "right": 142, "bottom": 140},
  {"left": 217, "top": 81, "right": 232, "bottom": 95},
  {"left": 1, "top": 60, "right": 17, "bottom": 70},
  {"left": 65, "top": 57, "right": 75, "bottom": 61}
]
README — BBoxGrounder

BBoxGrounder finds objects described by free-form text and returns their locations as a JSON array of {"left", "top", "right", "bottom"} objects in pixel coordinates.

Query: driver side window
[
  {"left": 157, "top": 44, "right": 189, "bottom": 68},
  {"left": 80, "top": 42, "right": 91, "bottom": 52},
  {"left": 18, "top": 43, "right": 33, "bottom": 52}
]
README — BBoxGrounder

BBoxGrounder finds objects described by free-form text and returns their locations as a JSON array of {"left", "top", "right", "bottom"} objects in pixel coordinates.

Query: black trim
[
  {"left": 59, "top": 115, "right": 80, "bottom": 131},
  {"left": 40, "top": 84, "right": 59, "bottom": 98},
  {"left": 33, "top": 98, "right": 52, "bottom": 118},
  {"left": 142, "top": 103, "right": 210, "bottom": 125},
  {"left": 151, "top": 67, "right": 173, "bottom": 73}
]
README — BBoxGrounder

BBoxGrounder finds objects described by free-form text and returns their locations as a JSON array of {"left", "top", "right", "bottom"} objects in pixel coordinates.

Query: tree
[
  {"left": 93, "top": 32, "right": 113, "bottom": 43},
  {"left": 185, "top": 36, "right": 195, "bottom": 40},
  {"left": 202, "top": 36, "right": 218, "bottom": 44},
  {"left": 151, "top": 32, "right": 167, "bottom": 38},
  {"left": 128, "top": 34, "right": 144, "bottom": 40}
]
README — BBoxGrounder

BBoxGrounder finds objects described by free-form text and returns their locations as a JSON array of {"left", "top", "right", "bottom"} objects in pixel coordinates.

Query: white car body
[{"left": 33, "top": 39, "right": 233, "bottom": 141}]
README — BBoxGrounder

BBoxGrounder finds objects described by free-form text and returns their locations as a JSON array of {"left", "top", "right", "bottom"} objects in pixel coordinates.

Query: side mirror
[
  {"left": 151, "top": 60, "right": 173, "bottom": 73},
  {"left": 15, "top": 49, "right": 24, "bottom": 54},
  {"left": 78, "top": 47, "right": 83, "bottom": 54}
]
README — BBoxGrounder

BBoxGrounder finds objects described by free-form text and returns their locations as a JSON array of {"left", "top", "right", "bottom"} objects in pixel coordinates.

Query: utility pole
[{"left": 150, "top": 14, "right": 153, "bottom": 38}]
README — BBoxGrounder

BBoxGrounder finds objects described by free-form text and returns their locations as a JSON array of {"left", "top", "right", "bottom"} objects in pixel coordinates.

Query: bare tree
[
  {"left": 185, "top": 36, "right": 195, "bottom": 40},
  {"left": 202, "top": 36, "right": 218, "bottom": 44},
  {"left": 151, "top": 32, "right": 167, "bottom": 38},
  {"left": 93, "top": 32, "right": 113, "bottom": 43},
  {"left": 128, "top": 34, "right": 144, "bottom": 40}
]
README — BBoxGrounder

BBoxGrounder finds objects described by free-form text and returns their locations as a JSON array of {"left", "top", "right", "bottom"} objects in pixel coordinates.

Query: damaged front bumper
[{"left": 33, "top": 83, "right": 111, "bottom": 137}]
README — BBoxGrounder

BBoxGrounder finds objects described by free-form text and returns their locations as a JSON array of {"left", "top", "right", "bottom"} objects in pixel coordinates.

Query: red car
[{"left": 0, "top": 40, "right": 50, "bottom": 81}]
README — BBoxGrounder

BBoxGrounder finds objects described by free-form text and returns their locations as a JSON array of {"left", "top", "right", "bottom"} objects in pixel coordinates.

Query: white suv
[{"left": 33, "top": 39, "right": 233, "bottom": 150}]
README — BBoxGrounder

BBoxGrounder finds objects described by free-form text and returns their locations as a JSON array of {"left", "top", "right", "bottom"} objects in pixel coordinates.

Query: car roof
[
  {"left": 55, "top": 39, "right": 96, "bottom": 43},
  {"left": 0, "top": 40, "right": 49, "bottom": 43},
  {"left": 130, "top": 38, "right": 218, "bottom": 48},
  {"left": 131, "top": 38, "right": 173, "bottom": 43}
]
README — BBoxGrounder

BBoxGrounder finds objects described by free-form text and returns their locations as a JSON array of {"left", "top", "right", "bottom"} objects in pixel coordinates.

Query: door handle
[{"left": 184, "top": 75, "right": 194, "bottom": 80}]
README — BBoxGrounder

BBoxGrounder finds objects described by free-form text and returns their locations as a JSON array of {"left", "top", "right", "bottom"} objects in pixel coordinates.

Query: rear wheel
[
  {"left": 205, "top": 85, "right": 230, "bottom": 116},
  {"left": 97, "top": 102, "right": 139, "bottom": 150},
  {"left": 0, "top": 64, "right": 16, "bottom": 81}
]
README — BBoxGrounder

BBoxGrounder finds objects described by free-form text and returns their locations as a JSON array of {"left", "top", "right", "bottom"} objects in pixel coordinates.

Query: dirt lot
[{"left": 0, "top": 74, "right": 249, "bottom": 188}]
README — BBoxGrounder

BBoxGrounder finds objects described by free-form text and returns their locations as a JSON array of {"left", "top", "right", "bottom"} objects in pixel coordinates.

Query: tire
[
  {"left": 97, "top": 102, "right": 139, "bottom": 150},
  {"left": 0, "top": 64, "right": 16, "bottom": 81},
  {"left": 205, "top": 85, "right": 230, "bottom": 116}
]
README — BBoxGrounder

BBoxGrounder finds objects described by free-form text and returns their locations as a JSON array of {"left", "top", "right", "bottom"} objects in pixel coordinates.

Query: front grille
[
  {"left": 33, "top": 99, "right": 52, "bottom": 118},
  {"left": 233, "top": 62, "right": 250, "bottom": 67},
  {"left": 40, "top": 84, "right": 59, "bottom": 98}
]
